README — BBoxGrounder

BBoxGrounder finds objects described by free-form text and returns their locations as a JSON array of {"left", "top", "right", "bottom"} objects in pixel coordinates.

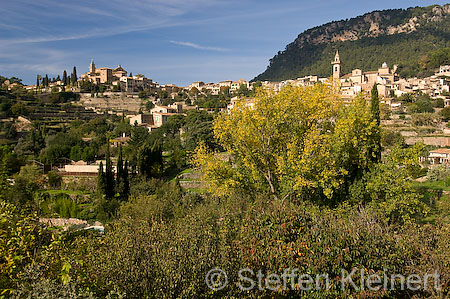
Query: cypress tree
[
  {"left": 44, "top": 74, "right": 49, "bottom": 87},
  {"left": 115, "top": 146, "right": 124, "bottom": 197},
  {"left": 123, "top": 160, "right": 130, "bottom": 199},
  {"left": 371, "top": 83, "right": 380, "bottom": 126},
  {"left": 36, "top": 75, "right": 40, "bottom": 89},
  {"left": 370, "top": 83, "right": 381, "bottom": 163},
  {"left": 71, "top": 66, "right": 77, "bottom": 85},
  {"left": 105, "top": 143, "right": 115, "bottom": 199},
  {"left": 62, "top": 70, "right": 67, "bottom": 86},
  {"left": 97, "top": 161, "right": 106, "bottom": 196}
]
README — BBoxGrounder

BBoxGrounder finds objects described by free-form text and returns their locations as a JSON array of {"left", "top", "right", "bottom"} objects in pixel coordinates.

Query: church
[
  {"left": 81, "top": 60, "right": 129, "bottom": 84},
  {"left": 331, "top": 50, "right": 398, "bottom": 98}
]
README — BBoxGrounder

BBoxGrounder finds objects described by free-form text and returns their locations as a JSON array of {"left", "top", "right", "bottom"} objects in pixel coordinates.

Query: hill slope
[{"left": 254, "top": 4, "right": 450, "bottom": 81}]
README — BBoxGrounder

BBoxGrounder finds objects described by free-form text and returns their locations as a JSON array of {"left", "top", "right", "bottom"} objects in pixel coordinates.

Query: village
[{"left": 4, "top": 51, "right": 449, "bottom": 176}]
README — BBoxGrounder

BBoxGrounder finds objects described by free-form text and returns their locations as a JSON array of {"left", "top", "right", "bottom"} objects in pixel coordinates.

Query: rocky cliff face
[
  {"left": 296, "top": 5, "right": 449, "bottom": 45},
  {"left": 255, "top": 4, "right": 450, "bottom": 81}
]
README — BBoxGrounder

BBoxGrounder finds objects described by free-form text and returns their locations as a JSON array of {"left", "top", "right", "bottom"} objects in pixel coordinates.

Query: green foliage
[
  {"left": 41, "top": 131, "right": 84, "bottom": 164},
  {"left": 115, "top": 147, "right": 129, "bottom": 200},
  {"left": 97, "top": 161, "right": 106, "bottom": 197},
  {"left": 13, "top": 264, "right": 94, "bottom": 298},
  {"left": 439, "top": 106, "right": 450, "bottom": 121},
  {"left": 370, "top": 83, "right": 381, "bottom": 162},
  {"left": 48, "top": 92, "right": 80, "bottom": 104},
  {"left": 410, "top": 113, "right": 441, "bottom": 127},
  {"left": 0, "top": 201, "right": 46, "bottom": 295},
  {"left": 350, "top": 145, "right": 428, "bottom": 223},
  {"left": 47, "top": 171, "right": 62, "bottom": 188},
  {"left": 183, "top": 110, "right": 216, "bottom": 151},
  {"left": 407, "top": 99, "right": 434, "bottom": 114},
  {"left": 427, "top": 165, "right": 450, "bottom": 182},
  {"left": 62, "top": 70, "right": 68, "bottom": 86},
  {"left": 70, "top": 145, "right": 83, "bottom": 161},
  {"left": 432, "top": 98, "right": 444, "bottom": 108},
  {"left": 15, "top": 129, "right": 45, "bottom": 157},
  {"left": 194, "top": 85, "right": 379, "bottom": 203},
  {"left": 0, "top": 145, "right": 22, "bottom": 174},
  {"left": 37, "top": 193, "right": 450, "bottom": 298},
  {"left": 11, "top": 102, "right": 28, "bottom": 116},
  {"left": 429, "top": 47, "right": 450, "bottom": 68},
  {"left": 8, "top": 165, "right": 43, "bottom": 205},
  {"left": 71, "top": 66, "right": 77, "bottom": 86},
  {"left": 137, "top": 140, "right": 163, "bottom": 179},
  {"left": 380, "top": 102, "right": 391, "bottom": 120},
  {"left": 104, "top": 146, "right": 115, "bottom": 199},
  {"left": 40, "top": 193, "right": 80, "bottom": 218},
  {"left": 381, "top": 130, "right": 405, "bottom": 147}
]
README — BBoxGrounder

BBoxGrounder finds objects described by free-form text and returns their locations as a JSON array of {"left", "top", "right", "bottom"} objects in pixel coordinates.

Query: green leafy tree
[
  {"left": 183, "top": 110, "right": 215, "bottom": 151},
  {"left": 11, "top": 102, "right": 28, "bottom": 116},
  {"left": 0, "top": 201, "right": 47, "bottom": 295},
  {"left": 194, "top": 84, "right": 379, "bottom": 202},
  {"left": 137, "top": 141, "right": 163, "bottom": 179},
  {"left": 47, "top": 171, "right": 62, "bottom": 188},
  {"left": 349, "top": 144, "right": 428, "bottom": 223},
  {"left": 69, "top": 145, "right": 83, "bottom": 161},
  {"left": 439, "top": 106, "right": 450, "bottom": 121},
  {"left": 8, "top": 165, "right": 42, "bottom": 205},
  {"left": 238, "top": 83, "right": 249, "bottom": 96}
]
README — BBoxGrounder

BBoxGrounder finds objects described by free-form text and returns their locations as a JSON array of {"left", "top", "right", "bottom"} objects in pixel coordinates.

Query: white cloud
[
  {"left": 0, "top": 0, "right": 225, "bottom": 44},
  {"left": 169, "top": 41, "right": 229, "bottom": 52}
]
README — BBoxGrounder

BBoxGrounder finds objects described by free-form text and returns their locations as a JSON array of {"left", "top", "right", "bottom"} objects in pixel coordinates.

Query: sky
[{"left": 0, "top": 0, "right": 449, "bottom": 86}]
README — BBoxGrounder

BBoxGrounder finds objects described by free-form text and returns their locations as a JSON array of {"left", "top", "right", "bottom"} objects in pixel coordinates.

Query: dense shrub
[
  {"left": 47, "top": 171, "right": 62, "bottom": 188},
  {"left": 427, "top": 165, "right": 450, "bottom": 182},
  {"left": 439, "top": 106, "right": 450, "bottom": 121},
  {"left": 410, "top": 113, "right": 441, "bottom": 127},
  {"left": 381, "top": 130, "right": 405, "bottom": 147},
  {"left": 36, "top": 194, "right": 450, "bottom": 298}
]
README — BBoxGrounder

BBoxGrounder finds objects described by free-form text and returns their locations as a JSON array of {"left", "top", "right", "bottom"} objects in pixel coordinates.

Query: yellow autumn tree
[{"left": 193, "top": 83, "right": 380, "bottom": 202}]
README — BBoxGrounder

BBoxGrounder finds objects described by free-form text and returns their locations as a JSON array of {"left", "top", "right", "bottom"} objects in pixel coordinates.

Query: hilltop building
[{"left": 81, "top": 60, "right": 155, "bottom": 92}]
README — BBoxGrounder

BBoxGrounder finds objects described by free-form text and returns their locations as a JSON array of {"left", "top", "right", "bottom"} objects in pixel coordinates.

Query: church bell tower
[
  {"left": 89, "top": 59, "right": 96, "bottom": 74},
  {"left": 332, "top": 50, "right": 341, "bottom": 80}
]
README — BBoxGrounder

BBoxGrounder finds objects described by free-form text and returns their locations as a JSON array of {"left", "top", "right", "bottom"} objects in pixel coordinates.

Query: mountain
[{"left": 253, "top": 4, "right": 450, "bottom": 82}]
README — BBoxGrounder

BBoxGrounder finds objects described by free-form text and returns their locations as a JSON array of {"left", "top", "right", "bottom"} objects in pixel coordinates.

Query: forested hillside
[{"left": 254, "top": 4, "right": 450, "bottom": 81}]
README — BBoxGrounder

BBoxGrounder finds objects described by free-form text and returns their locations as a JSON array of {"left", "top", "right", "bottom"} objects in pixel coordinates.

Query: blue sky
[{"left": 0, "top": 0, "right": 449, "bottom": 86}]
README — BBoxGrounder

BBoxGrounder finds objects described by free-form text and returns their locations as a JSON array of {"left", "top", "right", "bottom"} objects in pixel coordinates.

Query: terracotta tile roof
[{"left": 430, "top": 148, "right": 450, "bottom": 154}]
